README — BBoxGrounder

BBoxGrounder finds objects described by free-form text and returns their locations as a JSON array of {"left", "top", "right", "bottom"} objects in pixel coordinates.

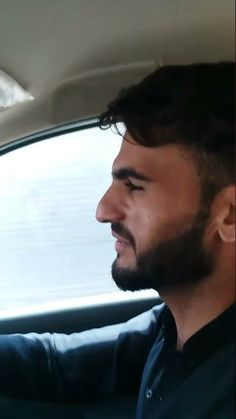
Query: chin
[
  {"left": 116, "top": 255, "right": 137, "bottom": 270},
  {"left": 111, "top": 260, "right": 147, "bottom": 292}
]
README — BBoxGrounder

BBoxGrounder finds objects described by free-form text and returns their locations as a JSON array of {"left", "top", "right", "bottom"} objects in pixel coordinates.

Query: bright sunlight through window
[{"left": 0, "top": 127, "right": 155, "bottom": 318}]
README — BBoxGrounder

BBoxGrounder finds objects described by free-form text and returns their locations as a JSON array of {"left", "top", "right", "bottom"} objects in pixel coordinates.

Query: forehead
[{"left": 112, "top": 137, "right": 198, "bottom": 182}]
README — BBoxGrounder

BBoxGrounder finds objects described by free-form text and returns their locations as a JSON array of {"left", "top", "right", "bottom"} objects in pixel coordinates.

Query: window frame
[
  {"left": 0, "top": 118, "right": 99, "bottom": 157},
  {"left": 0, "top": 118, "right": 158, "bottom": 319}
]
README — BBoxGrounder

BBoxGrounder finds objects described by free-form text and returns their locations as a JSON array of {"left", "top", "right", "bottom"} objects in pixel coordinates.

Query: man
[{"left": 0, "top": 62, "right": 235, "bottom": 418}]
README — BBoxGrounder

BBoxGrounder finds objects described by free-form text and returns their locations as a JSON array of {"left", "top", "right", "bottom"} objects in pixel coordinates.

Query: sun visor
[{"left": 0, "top": 69, "right": 34, "bottom": 111}]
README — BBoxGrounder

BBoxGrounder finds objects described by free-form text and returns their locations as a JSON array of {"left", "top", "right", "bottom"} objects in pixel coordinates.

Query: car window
[{"left": 0, "top": 126, "right": 156, "bottom": 318}]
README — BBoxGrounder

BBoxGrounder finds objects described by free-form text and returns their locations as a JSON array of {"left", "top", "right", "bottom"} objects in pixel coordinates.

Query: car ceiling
[{"left": 0, "top": 0, "right": 234, "bottom": 146}]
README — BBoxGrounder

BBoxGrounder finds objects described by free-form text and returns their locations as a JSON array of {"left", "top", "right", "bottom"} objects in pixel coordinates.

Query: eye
[{"left": 124, "top": 180, "right": 143, "bottom": 191}]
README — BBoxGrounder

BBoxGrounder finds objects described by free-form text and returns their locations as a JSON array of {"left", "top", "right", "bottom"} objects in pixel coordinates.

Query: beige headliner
[{"left": 0, "top": 0, "right": 234, "bottom": 146}]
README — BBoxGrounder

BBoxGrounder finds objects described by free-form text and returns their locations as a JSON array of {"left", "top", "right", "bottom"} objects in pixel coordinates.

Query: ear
[{"left": 216, "top": 186, "right": 235, "bottom": 243}]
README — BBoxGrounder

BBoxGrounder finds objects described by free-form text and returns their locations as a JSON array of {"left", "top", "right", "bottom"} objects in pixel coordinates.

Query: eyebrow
[{"left": 112, "top": 167, "right": 153, "bottom": 182}]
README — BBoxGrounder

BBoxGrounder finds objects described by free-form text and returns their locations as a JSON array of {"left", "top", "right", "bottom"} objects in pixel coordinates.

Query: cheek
[
  {"left": 127, "top": 185, "right": 200, "bottom": 252},
  {"left": 131, "top": 209, "right": 160, "bottom": 251},
  {"left": 132, "top": 207, "right": 196, "bottom": 253}
]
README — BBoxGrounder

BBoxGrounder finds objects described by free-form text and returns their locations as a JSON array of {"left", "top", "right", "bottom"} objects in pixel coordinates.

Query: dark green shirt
[
  {"left": 0, "top": 303, "right": 235, "bottom": 418},
  {"left": 137, "top": 304, "right": 235, "bottom": 418}
]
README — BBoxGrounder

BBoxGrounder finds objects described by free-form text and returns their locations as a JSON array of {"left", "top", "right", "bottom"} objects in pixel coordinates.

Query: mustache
[{"left": 111, "top": 223, "right": 135, "bottom": 250}]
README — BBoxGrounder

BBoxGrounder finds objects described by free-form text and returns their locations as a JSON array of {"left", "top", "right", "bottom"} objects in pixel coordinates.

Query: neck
[{"left": 160, "top": 270, "right": 235, "bottom": 351}]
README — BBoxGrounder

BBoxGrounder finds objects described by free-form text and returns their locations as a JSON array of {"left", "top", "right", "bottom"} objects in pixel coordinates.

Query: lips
[
  {"left": 112, "top": 230, "right": 131, "bottom": 253},
  {"left": 112, "top": 231, "right": 130, "bottom": 245}
]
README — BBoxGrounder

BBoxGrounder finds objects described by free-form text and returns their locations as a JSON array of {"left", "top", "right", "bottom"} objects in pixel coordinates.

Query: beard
[{"left": 111, "top": 210, "right": 214, "bottom": 293}]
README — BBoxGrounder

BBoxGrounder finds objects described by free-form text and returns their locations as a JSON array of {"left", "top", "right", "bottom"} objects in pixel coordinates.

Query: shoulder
[{"left": 123, "top": 302, "right": 166, "bottom": 334}]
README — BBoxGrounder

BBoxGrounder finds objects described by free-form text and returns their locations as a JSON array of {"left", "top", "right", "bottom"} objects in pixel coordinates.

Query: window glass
[{"left": 1, "top": 127, "right": 149, "bottom": 317}]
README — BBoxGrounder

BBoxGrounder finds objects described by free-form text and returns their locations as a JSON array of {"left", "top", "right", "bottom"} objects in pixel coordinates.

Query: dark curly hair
[{"left": 99, "top": 62, "right": 235, "bottom": 208}]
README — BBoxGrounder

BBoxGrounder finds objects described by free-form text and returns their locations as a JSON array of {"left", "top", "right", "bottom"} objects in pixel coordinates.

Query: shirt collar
[{"left": 162, "top": 303, "right": 235, "bottom": 366}]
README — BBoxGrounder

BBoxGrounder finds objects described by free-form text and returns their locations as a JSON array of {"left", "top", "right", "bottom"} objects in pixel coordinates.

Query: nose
[{"left": 96, "top": 186, "right": 124, "bottom": 223}]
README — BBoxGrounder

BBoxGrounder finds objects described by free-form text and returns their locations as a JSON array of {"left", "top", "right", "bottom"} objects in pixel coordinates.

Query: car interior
[{"left": 0, "top": 0, "right": 234, "bottom": 418}]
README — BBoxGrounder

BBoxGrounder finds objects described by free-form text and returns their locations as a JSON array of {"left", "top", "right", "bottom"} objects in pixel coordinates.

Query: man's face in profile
[{"left": 96, "top": 134, "right": 213, "bottom": 293}]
